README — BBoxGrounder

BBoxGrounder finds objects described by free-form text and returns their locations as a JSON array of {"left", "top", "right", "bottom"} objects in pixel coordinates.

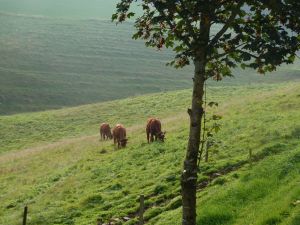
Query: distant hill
[
  {"left": 0, "top": 12, "right": 193, "bottom": 115},
  {"left": 0, "top": 0, "right": 124, "bottom": 19},
  {"left": 0, "top": 2, "right": 299, "bottom": 115}
]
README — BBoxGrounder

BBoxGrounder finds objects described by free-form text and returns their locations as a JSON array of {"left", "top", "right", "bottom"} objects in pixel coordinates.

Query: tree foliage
[{"left": 113, "top": 0, "right": 300, "bottom": 79}]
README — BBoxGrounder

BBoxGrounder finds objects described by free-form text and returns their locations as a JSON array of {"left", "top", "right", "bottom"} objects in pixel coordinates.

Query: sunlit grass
[{"left": 0, "top": 82, "right": 299, "bottom": 225}]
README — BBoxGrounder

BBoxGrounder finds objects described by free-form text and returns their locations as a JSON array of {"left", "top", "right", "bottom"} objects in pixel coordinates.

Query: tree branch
[
  {"left": 208, "top": 1, "right": 244, "bottom": 48},
  {"left": 177, "top": 0, "right": 197, "bottom": 40},
  {"left": 208, "top": 42, "right": 247, "bottom": 60},
  {"left": 236, "top": 49, "right": 259, "bottom": 59},
  {"left": 158, "top": 10, "right": 192, "bottom": 48}
]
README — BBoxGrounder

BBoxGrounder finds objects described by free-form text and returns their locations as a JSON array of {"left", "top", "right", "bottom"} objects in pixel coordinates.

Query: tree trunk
[
  {"left": 181, "top": 58, "right": 206, "bottom": 225},
  {"left": 181, "top": 11, "right": 210, "bottom": 225}
]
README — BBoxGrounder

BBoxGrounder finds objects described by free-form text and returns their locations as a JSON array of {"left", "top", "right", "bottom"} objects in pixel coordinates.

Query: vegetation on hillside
[
  {"left": 0, "top": 12, "right": 192, "bottom": 115},
  {"left": 0, "top": 83, "right": 288, "bottom": 154},
  {"left": 0, "top": 82, "right": 299, "bottom": 225},
  {"left": 0, "top": 11, "right": 299, "bottom": 115}
]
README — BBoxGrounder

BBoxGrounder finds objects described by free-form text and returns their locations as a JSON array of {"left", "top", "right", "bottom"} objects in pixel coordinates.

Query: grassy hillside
[
  {"left": 0, "top": 5, "right": 299, "bottom": 115},
  {"left": 0, "top": 11, "right": 193, "bottom": 115},
  {"left": 0, "top": 82, "right": 299, "bottom": 225},
  {"left": 0, "top": 82, "right": 290, "bottom": 154}
]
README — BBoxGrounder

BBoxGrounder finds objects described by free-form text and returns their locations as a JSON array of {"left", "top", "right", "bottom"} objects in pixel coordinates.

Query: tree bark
[
  {"left": 181, "top": 12, "right": 210, "bottom": 225},
  {"left": 181, "top": 57, "right": 206, "bottom": 225}
]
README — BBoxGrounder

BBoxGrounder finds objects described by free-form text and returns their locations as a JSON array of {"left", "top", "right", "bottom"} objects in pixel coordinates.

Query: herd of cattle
[{"left": 100, "top": 118, "right": 166, "bottom": 148}]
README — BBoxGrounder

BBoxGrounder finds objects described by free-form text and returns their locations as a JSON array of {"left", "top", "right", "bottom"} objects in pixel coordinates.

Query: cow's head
[
  {"left": 120, "top": 138, "right": 128, "bottom": 147},
  {"left": 158, "top": 131, "right": 166, "bottom": 142}
]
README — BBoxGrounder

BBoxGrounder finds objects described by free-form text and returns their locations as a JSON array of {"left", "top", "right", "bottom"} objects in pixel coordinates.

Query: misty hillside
[
  {"left": 1, "top": 1, "right": 299, "bottom": 115},
  {"left": 0, "top": 0, "right": 128, "bottom": 19},
  {"left": 0, "top": 11, "right": 194, "bottom": 115}
]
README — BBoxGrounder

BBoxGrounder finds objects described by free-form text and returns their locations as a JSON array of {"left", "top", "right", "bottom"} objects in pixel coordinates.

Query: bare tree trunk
[
  {"left": 181, "top": 12, "right": 210, "bottom": 225},
  {"left": 181, "top": 58, "right": 206, "bottom": 225}
]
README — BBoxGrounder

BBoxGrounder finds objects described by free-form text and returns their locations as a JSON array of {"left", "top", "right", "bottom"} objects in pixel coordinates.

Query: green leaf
[
  {"left": 127, "top": 12, "right": 135, "bottom": 18},
  {"left": 111, "top": 13, "right": 118, "bottom": 21}
]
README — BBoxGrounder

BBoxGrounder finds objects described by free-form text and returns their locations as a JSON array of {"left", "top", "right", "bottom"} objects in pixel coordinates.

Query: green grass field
[{"left": 1, "top": 81, "right": 299, "bottom": 225}]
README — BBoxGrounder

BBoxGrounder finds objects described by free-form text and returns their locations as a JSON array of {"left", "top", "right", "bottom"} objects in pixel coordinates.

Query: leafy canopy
[{"left": 113, "top": 0, "right": 300, "bottom": 80}]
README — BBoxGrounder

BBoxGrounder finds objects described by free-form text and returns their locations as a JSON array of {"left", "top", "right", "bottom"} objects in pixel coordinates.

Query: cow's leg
[
  {"left": 150, "top": 133, "right": 154, "bottom": 142},
  {"left": 147, "top": 131, "right": 150, "bottom": 143}
]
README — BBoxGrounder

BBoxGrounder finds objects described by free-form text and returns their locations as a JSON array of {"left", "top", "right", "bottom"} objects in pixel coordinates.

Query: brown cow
[
  {"left": 146, "top": 118, "right": 166, "bottom": 143},
  {"left": 112, "top": 124, "right": 128, "bottom": 148},
  {"left": 100, "top": 123, "right": 113, "bottom": 140}
]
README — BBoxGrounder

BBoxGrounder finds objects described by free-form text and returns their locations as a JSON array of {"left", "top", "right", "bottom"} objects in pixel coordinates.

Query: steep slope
[{"left": 0, "top": 82, "right": 299, "bottom": 225}]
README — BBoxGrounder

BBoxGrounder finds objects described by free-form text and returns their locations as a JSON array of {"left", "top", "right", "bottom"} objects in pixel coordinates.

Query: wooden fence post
[
  {"left": 139, "top": 195, "right": 145, "bottom": 225},
  {"left": 23, "top": 206, "right": 28, "bottom": 225}
]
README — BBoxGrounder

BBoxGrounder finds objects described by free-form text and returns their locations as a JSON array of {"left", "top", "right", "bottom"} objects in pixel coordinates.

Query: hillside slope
[
  {"left": 0, "top": 82, "right": 299, "bottom": 225},
  {"left": 1, "top": 9, "right": 299, "bottom": 115},
  {"left": 0, "top": 0, "right": 123, "bottom": 19},
  {"left": 0, "top": 83, "right": 290, "bottom": 154},
  {"left": 0, "top": 12, "right": 192, "bottom": 115}
]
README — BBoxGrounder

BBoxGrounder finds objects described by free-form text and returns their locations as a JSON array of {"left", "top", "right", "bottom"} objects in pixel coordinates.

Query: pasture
[{"left": 0, "top": 82, "right": 299, "bottom": 225}]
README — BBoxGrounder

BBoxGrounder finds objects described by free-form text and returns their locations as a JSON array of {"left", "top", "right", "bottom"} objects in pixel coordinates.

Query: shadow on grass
[{"left": 197, "top": 211, "right": 233, "bottom": 225}]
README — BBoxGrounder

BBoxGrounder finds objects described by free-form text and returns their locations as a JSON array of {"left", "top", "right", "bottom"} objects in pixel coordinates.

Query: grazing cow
[
  {"left": 100, "top": 123, "right": 113, "bottom": 140},
  {"left": 112, "top": 124, "right": 128, "bottom": 148},
  {"left": 146, "top": 118, "right": 166, "bottom": 143}
]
